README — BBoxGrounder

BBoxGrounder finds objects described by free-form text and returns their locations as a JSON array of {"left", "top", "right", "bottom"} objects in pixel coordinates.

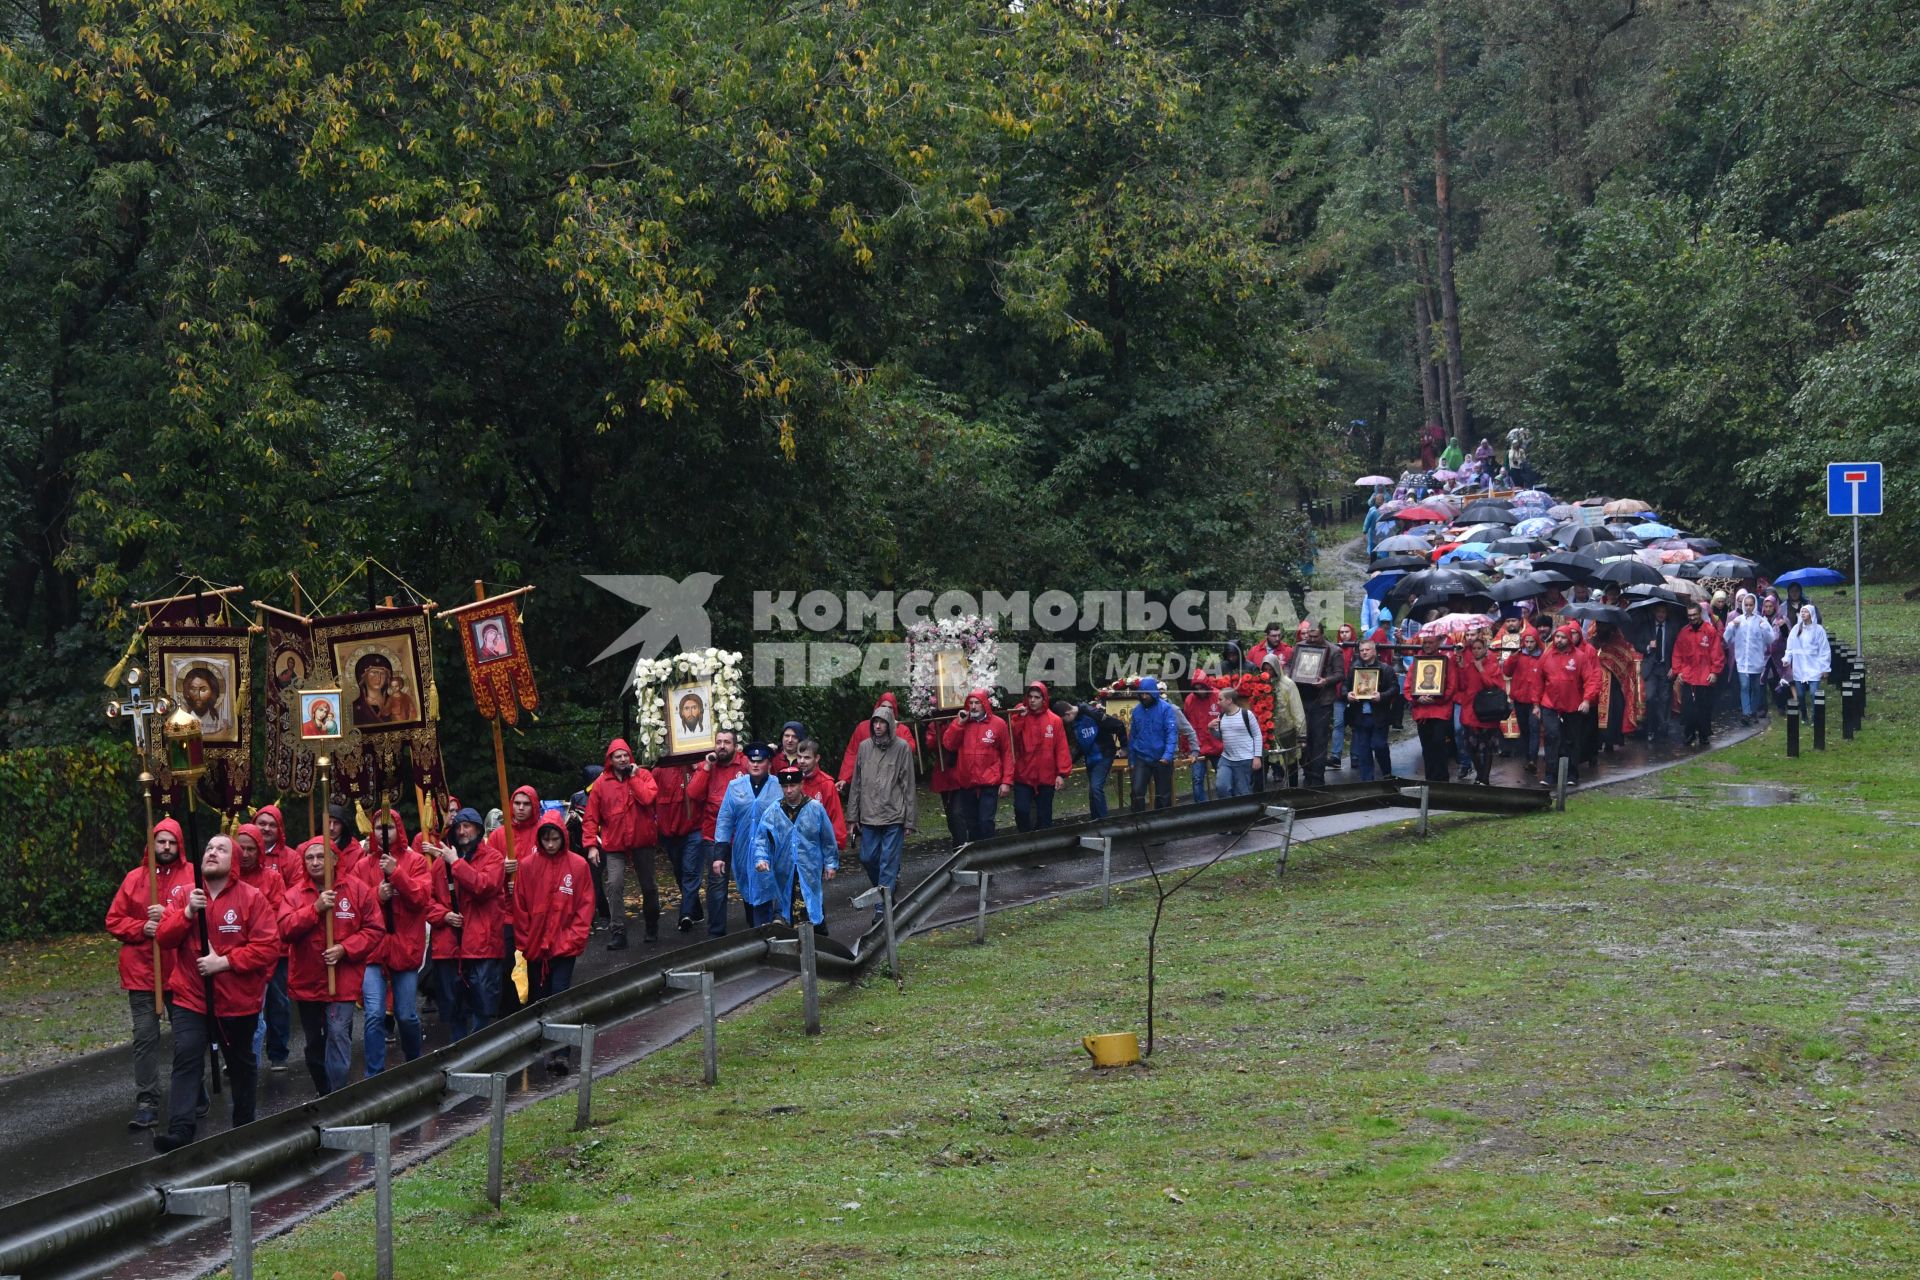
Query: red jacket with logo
[
  {"left": 426, "top": 839, "right": 508, "bottom": 961},
  {"left": 103, "top": 819, "right": 197, "bottom": 992},
  {"left": 282, "top": 869, "right": 387, "bottom": 1003},
  {"left": 940, "top": 690, "right": 1014, "bottom": 788},
  {"left": 156, "top": 877, "right": 283, "bottom": 1017},
  {"left": 364, "top": 809, "right": 433, "bottom": 972},
  {"left": 1011, "top": 684, "right": 1075, "bottom": 786},
  {"left": 582, "top": 738, "right": 661, "bottom": 852},
  {"left": 1457, "top": 652, "right": 1511, "bottom": 731},
  {"left": 1671, "top": 620, "right": 1725, "bottom": 687},
  {"left": 1538, "top": 642, "right": 1603, "bottom": 713},
  {"left": 1502, "top": 648, "right": 1546, "bottom": 705},
  {"left": 511, "top": 814, "right": 594, "bottom": 963},
  {"left": 651, "top": 764, "right": 707, "bottom": 841},
  {"left": 799, "top": 768, "right": 848, "bottom": 848},
  {"left": 1402, "top": 652, "right": 1461, "bottom": 722}
]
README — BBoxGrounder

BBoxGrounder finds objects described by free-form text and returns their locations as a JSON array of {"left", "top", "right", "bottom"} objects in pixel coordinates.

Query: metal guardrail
[{"left": 0, "top": 779, "right": 1549, "bottom": 1279}]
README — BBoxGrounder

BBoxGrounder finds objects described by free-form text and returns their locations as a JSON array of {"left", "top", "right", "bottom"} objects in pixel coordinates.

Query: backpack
[{"left": 1472, "top": 686, "right": 1512, "bottom": 723}]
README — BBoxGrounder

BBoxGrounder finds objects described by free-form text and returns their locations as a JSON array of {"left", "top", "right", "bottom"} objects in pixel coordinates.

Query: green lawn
[
  {"left": 242, "top": 591, "right": 1920, "bottom": 1277},
  {"left": 0, "top": 932, "right": 130, "bottom": 1076}
]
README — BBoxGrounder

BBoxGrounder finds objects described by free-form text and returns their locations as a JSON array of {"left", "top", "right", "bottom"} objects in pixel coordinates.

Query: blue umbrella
[
  {"left": 1773, "top": 566, "right": 1846, "bottom": 588},
  {"left": 1630, "top": 521, "right": 1678, "bottom": 540},
  {"left": 1363, "top": 571, "right": 1406, "bottom": 601},
  {"left": 1441, "top": 545, "right": 1490, "bottom": 564}
]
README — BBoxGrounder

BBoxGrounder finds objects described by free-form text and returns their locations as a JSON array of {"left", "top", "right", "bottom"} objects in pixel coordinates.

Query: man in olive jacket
[{"left": 844, "top": 704, "right": 916, "bottom": 915}]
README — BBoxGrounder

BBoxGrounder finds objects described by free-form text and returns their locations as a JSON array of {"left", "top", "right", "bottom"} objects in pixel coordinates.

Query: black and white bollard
[
  {"left": 318, "top": 1124, "right": 392, "bottom": 1280},
  {"left": 163, "top": 1183, "right": 252, "bottom": 1280},
  {"left": 665, "top": 970, "right": 720, "bottom": 1082},
  {"left": 445, "top": 1071, "right": 508, "bottom": 1206},
  {"left": 1786, "top": 701, "right": 1800, "bottom": 757},
  {"left": 1813, "top": 689, "right": 1827, "bottom": 751}
]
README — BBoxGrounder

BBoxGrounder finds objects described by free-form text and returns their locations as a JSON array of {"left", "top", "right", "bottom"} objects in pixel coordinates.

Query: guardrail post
[
  {"left": 162, "top": 1183, "right": 252, "bottom": 1280},
  {"left": 1079, "top": 835, "right": 1114, "bottom": 907},
  {"left": 1262, "top": 805, "right": 1297, "bottom": 877},
  {"left": 318, "top": 1124, "right": 392, "bottom": 1280},
  {"left": 768, "top": 935, "right": 821, "bottom": 1035},
  {"left": 1813, "top": 690, "right": 1827, "bottom": 751},
  {"left": 445, "top": 1071, "right": 508, "bottom": 1206},
  {"left": 852, "top": 887, "right": 899, "bottom": 983},
  {"left": 1555, "top": 758, "right": 1569, "bottom": 812},
  {"left": 539, "top": 1023, "right": 597, "bottom": 1129},
  {"left": 952, "top": 870, "right": 990, "bottom": 944},
  {"left": 666, "top": 971, "right": 719, "bottom": 1083}
]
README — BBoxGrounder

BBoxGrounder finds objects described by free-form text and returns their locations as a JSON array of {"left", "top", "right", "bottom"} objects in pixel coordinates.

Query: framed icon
[
  {"left": 470, "top": 616, "right": 515, "bottom": 665},
  {"left": 664, "top": 681, "right": 716, "bottom": 756},
  {"left": 162, "top": 653, "right": 241, "bottom": 744},
  {"left": 1412, "top": 657, "right": 1449, "bottom": 698},
  {"left": 1350, "top": 667, "right": 1381, "bottom": 701},
  {"left": 934, "top": 650, "right": 971, "bottom": 712},
  {"left": 299, "top": 688, "right": 345, "bottom": 740},
  {"left": 330, "top": 634, "right": 425, "bottom": 730},
  {"left": 1288, "top": 645, "right": 1327, "bottom": 686}
]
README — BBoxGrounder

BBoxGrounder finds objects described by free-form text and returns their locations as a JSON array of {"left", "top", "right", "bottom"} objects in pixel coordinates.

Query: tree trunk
[
  {"left": 1432, "top": 32, "right": 1472, "bottom": 447},
  {"left": 1399, "top": 181, "right": 1446, "bottom": 434}
]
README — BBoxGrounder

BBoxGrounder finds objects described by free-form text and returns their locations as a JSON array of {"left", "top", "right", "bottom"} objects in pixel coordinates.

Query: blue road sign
[{"left": 1826, "top": 462, "right": 1882, "bottom": 518}]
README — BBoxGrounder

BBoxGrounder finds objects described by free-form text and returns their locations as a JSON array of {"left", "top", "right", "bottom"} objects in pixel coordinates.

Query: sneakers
[
  {"left": 268, "top": 1059, "right": 288, "bottom": 1074},
  {"left": 606, "top": 928, "right": 628, "bottom": 951},
  {"left": 128, "top": 1108, "right": 158, "bottom": 1131}
]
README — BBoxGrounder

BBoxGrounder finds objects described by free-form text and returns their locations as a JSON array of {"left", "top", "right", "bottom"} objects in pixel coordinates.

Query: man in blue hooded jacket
[
  {"left": 755, "top": 767, "right": 840, "bottom": 933},
  {"left": 711, "top": 743, "right": 780, "bottom": 932},
  {"left": 1126, "top": 676, "right": 1179, "bottom": 811}
]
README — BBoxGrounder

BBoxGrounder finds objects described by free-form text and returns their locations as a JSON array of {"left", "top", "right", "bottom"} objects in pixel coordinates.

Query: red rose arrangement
[{"left": 1231, "top": 671, "right": 1276, "bottom": 740}]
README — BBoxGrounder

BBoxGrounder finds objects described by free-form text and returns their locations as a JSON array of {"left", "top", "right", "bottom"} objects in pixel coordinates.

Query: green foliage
[{"left": 0, "top": 743, "right": 144, "bottom": 941}]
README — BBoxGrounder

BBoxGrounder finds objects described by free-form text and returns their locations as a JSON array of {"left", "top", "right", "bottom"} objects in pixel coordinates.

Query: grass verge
[{"left": 241, "top": 593, "right": 1920, "bottom": 1277}]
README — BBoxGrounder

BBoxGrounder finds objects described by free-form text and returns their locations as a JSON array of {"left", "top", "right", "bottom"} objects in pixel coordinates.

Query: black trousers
[
  {"left": 1680, "top": 682, "right": 1716, "bottom": 743},
  {"left": 164, "top": 1002, "right": 258, "bottom": 1139},
  {"left": 1302, "top": 703, "right": 1333, "bottom": 786},
  {"left": 1540, "top": 707, "right": 1585, "bottom": 782},
  {"left": 1415, "top": 719, "right": 1454, "bottom": 782},
  {"left": 1129, "top": 761, "right": 1175, "bottom": 811},
  {"left": 1466, "top": 726, "right": 1499, "bottom": 784}
]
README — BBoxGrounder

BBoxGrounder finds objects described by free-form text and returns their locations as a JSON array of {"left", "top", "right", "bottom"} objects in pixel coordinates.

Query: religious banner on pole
[
  {"left": 256, "top": 601, "right": 318, "bottom": 796},
  {"left": 440, "top": 586, "right": 540, "bottom": 726},
  {"left": 307, "top": 605, "right": 446, "bottom": 803},
  {"left": 135, "top": 584, "right": 254, "bottom": 811}
]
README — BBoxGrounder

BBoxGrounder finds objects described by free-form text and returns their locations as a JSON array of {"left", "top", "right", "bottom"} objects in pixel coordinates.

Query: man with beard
[
  {"left": 104, "top": 817, "right": 196, "bottom": 1129},
  {"left": 1538, "top": 624, "right": 1601, "bottom": 785},
  {"left": 1671, "top": 602, "right": 1725, "bottom": 747},
  {"left": 693, "top": 729, "right": 746, "bottom": 936},
  {"left": 362, "top": 808, "right": 431, "bottom": 1073},
  {"left": 581, "top": 738, "right": 661, "bottom": 949},
  {"left": 1290, "top": 622, "right": 1347, "bottom": 787},
  {"left": 425, "top": 808, "right": 506, "bottom": 1040},
  {"left": 152, "top": 835, "right": 281, "bottom": 1152},
  {"left": 283, "top": 839, "right": 385, "bottom": 1096},
  {"left": 844, "top": 705, "right": 916, "bottom": 917},
  {"left": 178, "top": 665, "right": 229, "bottom": 738}
]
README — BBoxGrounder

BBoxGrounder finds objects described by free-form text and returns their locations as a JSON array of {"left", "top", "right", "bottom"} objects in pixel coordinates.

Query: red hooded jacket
[
  {"left": 282, "top": 859, "right": 386, "bottom": 1003},
  {"left": 104, "top": 818, "right": 197, "bottom": 992},
  {"left": 233, "top": 822, "right": 289, "bottom": 930},
  {"left": 156, "top": 875, "right": 283, "bottom": 1017},
  {"left": 1402, "top": 649, "right": 1462, "bottom": 722},
  {"left": 838, "top": 692, "right": 902, "bottom": 780},
  {"left": 1502, "top": 646, "right": 1546, "bottom": 705},
  {"left": 1011, "top": 681, "right": 1074, "bottom": 787},
  {"left": 1671, "top": 618, "right": 1725, "bottom": 687},
  {"left": 251, "top": 804, "right": 299, "bottom": 888},
  {"left": 1457, "top": 650, "right": 1510, "bottom": 730},
  {"left": 1538, "top": 633, "right": 1604, "bottom": 713},
  {"left": 696, "top": 753, "right": 747, "bottom": 840},
  {"left": 364, "top": 808, "right": 433, "bottom": 972},
  {"left": 1182, "top": 683, "right": 1223, "bottom": 758},
  {"left": 651, "top": 764, "right": 707, "bottom": 841},
  {"left": 941, "top": 690, "right": 1014, "bottom": 789},
  {"left": 486, "top": 785, "right": 543, "bottom": 876},
  {"left": 512, "top": 813, "right": 594, "bottom": 964},
  {"left": 582, "top": 738, "right": 660, "bottom": 852},
  {"left": 924, "top": 720, "right": 958, "bottom": 794},
  {"left": 427, "top": 828, "right": 507, "bottom": 961},
  {"left": 799, "top": 767, "right": 849, "bottom": 848}
]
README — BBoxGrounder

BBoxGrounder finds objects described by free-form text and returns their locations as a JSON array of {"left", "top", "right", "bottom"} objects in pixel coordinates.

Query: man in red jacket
[
  {"left": 692, "top": 728, "right": 745, "bottom": 933},
  {"left": 1537, "top": 623, "right": 1602, "bottom": 785},
  {"left": 1401, "top": 631, "right": 1461, "bottom": 782},
  {"left": 836, "top": 692, "right": 903, "bottom": 783},
  {"left": 104, "top": 817, "right": 196, "bottom": 1130},
  {"left": 425, "top": 807, "right": 506, "bottom": 1040},
  {"left": 249, "top": 803, "right": 297, "bottom": 1073},
  {"left": 1670, "top": 602, "right": 1725, "bottom": 748},
  {"left": 1501, "top": 628, "right": 1547, "bottom": 774},
  {"left": 513, "top": 813, "right": 594, "bottom": 1072},
  {"left": 941, "top": 689, "right": 1012, "bottom": 842},
  {"left": 283, "top": 839, "right": 386, "bottom": 1096},
  {"left": 793, "top": 739, "right": 848, "bottom": 849},
  {"left": 1011, "top": 680, "right": 1073, "bottom": 831},
  {"left": 153, "top": 834, "right": 282, "bottom": 1152},
  {"left": 362, "top": 807, "right": 431, "bottom": 1073},
  {"left": 1180, "top": 675, "right": 1222, "bottom": 803},
  {"left": 652, "top": 760, "right": 708, "bottom": 933},
  {"left": 581, "top": 737, "right": 661, "bottom": 948}
]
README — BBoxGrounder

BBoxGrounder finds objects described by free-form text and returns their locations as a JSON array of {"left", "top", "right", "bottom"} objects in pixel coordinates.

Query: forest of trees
[{"left": 2, "top": 0, "right": 1913, "bottom": 765}]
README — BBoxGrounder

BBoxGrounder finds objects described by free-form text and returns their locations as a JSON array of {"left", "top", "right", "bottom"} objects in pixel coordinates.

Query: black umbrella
[
  {"left": 1526, "top": 568, "right": 1575, "bottom": 587},
  {"left": 1681, "top": 537, "right": 1722, "bottom": 553},
  {"left": 1562, "top": 602, "right": 1631, "bottom": 627},
  {"left": 1489, "top": 576, "right": 1552, "bottom": 603},
  {"left": 1385, "top": 568, "right": 1490, "bottom": 611},
  {"left": 1551, "top": 523, "right": 1597, "bottom": 550},
  {"left": 1368, "top": 553, "right": 1432, "bottom": 572},
  {"left": 1592, "top": 558, "right": 1666, "bottom": 587},
  {"left": 1491, "top": 537, "right": 1550, "bottom": 555},
  {"left": 1537, "top": 550, "right": 1601, "bottom": 580},
  {"left": 1625, "top": 583, "right": 1686, "bottom": 607},
  {"left": 1459, "top": 501, "right": 1518, "bottom": 523},
  {"left": 1587, "top": 540, "right": 1643, "bottom": 560},
  {"left": 1694, "top": 555, "right": 1759, "bottom": 577}
]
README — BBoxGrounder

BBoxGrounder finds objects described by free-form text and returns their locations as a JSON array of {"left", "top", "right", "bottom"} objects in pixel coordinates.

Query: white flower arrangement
[
  {"left": 626, "top": 647, "right": 747, "bottom": 763},
  {"left": 906, "top": 615, "right": 1000, "bottom": 717}
]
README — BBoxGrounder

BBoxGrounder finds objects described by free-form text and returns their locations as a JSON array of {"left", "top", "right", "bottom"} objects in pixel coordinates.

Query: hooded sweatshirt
[
  {"left": 282, "top": 849, "right": 386, "bottom": 1003},
  {"left": 428, "top": 807, "right": 506, "bottom": 960},
  {"left": 582, "top": 738, "right": 660, "bottom": 853},
  {"left": 104, "top": 818, "right": 197, "bottom": 992},
  {"left": 1011, "top": 681, "right": 1074, "bottom": 787},
  {"left": 155, "top": 867, "right": 282, "bottom": 1017},
  {"left": 941, "top": 689, "right": 1013, "bottom": 789},
  {"left": 845, "top": 705, "right": 917, "bottom": 829},
  {"left": 1182, "top": 681, "right": 1223, "bottom": 759},
  {"left": 512, "top": 813, "right": 594, "bottom": 965},
  {"left": 365, "top": 808, "right": 433, "bottom": 972},
  {"left": 838, "top": 693, "right": 902, "bottom": 780}
]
